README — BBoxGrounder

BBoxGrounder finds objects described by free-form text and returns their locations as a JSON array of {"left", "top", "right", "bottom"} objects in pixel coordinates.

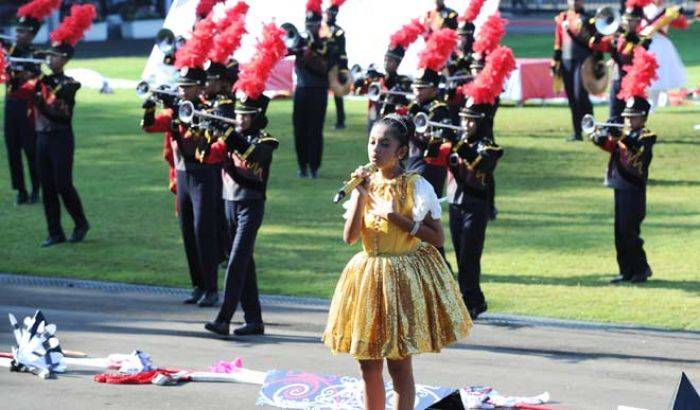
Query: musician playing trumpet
[{"left": 587, "top": 48, "right": 658, "bottom": 284}]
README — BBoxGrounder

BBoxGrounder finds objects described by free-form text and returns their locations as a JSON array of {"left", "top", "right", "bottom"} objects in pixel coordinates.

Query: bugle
[
  {"left": 178, "top": 101, "right": 239, "bottom": 126},
  {"left": 581, "top": 114, "right": 625, "bottom": 135},
  {"left": 367, "top": 82, "right": 413, "bottom": 102},
  {"left": 136, "top": 81, "right": 178, "bottom": 99},
  {"left": 413, "top": 112, "right": 465, "bottom": 134},
  {"left": 594, "top": 6, "right": 621, "bottom": 36}
]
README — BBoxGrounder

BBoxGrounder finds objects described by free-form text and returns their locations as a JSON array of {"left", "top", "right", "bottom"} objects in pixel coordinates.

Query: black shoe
[
  {"left": 233, "top": 322, "right": 265, "bottom": 336},
  {"left": 310, "top": 170, "right": 318, "bottom": 179},
  {"left": 468, "top": 302, "right": 488, "bottom": 320},
  {"left": 610, "top": 275, "right": 631, "bottom": 284},
  {"left": 297, "top": 168, "right": 308, "bottom": 178},
  {"left": 565, "top": 135, "right": 582, "bottom": 142},
  {"left": 197, "top": 291, "right": 219, "bottom": 307},
  {"left": 41, "top": 235, "right": 66, "bottom": 247},
  {"left": 29, "top": 190, "right": 40, "bottom": 204},
  {"left": 333, "top": 123, "right": 346, "bottom": 130},
  {"left": 183, "top": 287, "right": 205, "bottom": 304},
  {"left": 204, "top": 321, "right": 230, "bottom": 336},
  {"left": 15, "top": 191, "right": 29, "bottom": 206},
  {"left": 630, "top": 267, "right": 653, "bottom": 283},
  {"left": 68, "top": 223, "right": 90, "bottom": 243}
]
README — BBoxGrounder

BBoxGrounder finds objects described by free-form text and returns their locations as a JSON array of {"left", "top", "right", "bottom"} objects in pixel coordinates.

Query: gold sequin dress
[{"left": 322, "top": 172, "right": 472, "bottom": 360}]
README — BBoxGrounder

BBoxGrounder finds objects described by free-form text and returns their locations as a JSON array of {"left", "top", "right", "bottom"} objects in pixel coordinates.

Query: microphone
[{"left": 332, "top": 163, "right": 377, "bottom": 204}]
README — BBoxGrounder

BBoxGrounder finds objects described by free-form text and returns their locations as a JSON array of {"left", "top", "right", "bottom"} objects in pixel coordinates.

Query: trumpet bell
[
  {"left": 581, "top": 114, "right": 596, "bottom": 134},
  {"left": 178, "top": 101, "right": 195, "bottom": 124},
  {"left": 413, "top": 112, "right": 429, "bottom": 134},
  {"left": 281, "top": 22, "right": 302, "bottom": 50},
  {"left": 594, "top": 6, "right": 621, "bottom": 36},
  {"left": 156, "top": 28, "right": 176, "bottom": 54},
  {"left": 367, "top": 82, "right": 382, "bottom": 102},
  {"left": 136, "top": 81, "right": 150, "bottom": 98}
]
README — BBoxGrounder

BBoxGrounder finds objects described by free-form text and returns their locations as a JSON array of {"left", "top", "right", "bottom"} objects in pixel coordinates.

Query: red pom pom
[
  {"left": 463, "top": 46, "right": 516, "bottom": 104},
  {"left": 625, "top": 0, "right": 654, "bottom": 9},
  {"left": 418, "top": 28, "right": 458, "bottom": 72},
  {"left": 209, "top": 14, "right": 247, "bottom": 64},
  {"left": 216, "top": 1, "right": 249, "bottom": 30},
  {"left": 50, "top": 4, "right": 96, "bottom": 46},
  {"left": 670, "top": 14, "right": 689, "bottom": 30},
  {"left": 331, "top": 0, "right": 348, "bottom": 7},
  {"left": 617, "top": 47, "right": 658, "bottom": 100},
  {"left": 473, "top": 12, "right": 507, "bottom": 56},
  {"left": 306, "top": 0, "right": 322, "bottom": 14},
  {"left": 175, "top": 18, "right": 217, "bottom": 69},
  {"left": 17, "top": 0, "right": 60, "bottom": 20},
  {"left": 462, "top": 0, "right": 486, "bottom": 23},
  {"left": 389, "top": 18, "right": 425, "bottom": 49},
  {"left": 234, "top": 23, "right": 286, "bottom": 99},
  {"left": 196, "top": 0, "right": 223, "bottom": 19}
]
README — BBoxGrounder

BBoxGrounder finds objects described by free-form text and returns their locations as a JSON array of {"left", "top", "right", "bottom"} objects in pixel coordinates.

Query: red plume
[
  {"left": 306, "top": 0, "right": 322, "bottom": 14},
  {"left": 209, "top": 12, "right": 247, "bottom": 64},
  {"left": 215, "top": 1, "right": 249, "bottom": 30},
  {"left": 418, "top": 28, "right": 458, "bottom": 71},
  {"left": 463, "top": 46, "right": 516, "bottom": 104},
  {"left": 175, "top": 18, "right": 217, "bottom": 69},
  {"left": 389, "top": 18, "right": 425, "bottom": 50},
  {"left": 617, "top": 47, "right": 658, "bottom": 100},
  {"left": 331, "top": 0, "right": 348, "bottom": 7},
  {"left": 473, "top": 12, "right": 507, "bottom": 56},
  {"left": 462, "top": 0, "right": 487, "bottom": 23},
  {"left": 0, "top": 50, "right": 7, "bottom": 83},
  {"left": 17, "top": 0, "right": 60, "bottom": 20},
  {"left": 625, "top": 0, "right": 654, "bottom": 9},
  {"left": 196, "top": 0, "right": 223, "bottom": 19},
  {"left": 234, "top": 23, "right": 286, "bottom": 99},
  {"left": 50, "top": 4, "right": 96, "bottom": 46},
  {"left": 670, "top": 14, "right": 689, "bottom": 30}
]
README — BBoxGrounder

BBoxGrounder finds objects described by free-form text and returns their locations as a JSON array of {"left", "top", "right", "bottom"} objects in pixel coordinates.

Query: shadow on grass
[{"left": 484, "top": 273, "right": 700, "bottom": 293}]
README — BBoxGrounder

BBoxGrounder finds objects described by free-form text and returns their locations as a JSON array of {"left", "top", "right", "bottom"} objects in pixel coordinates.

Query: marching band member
[
  {"left": 292, "top": 0, "right": 330, "bottom": 179},
  {"left": 449, "top": 46, "right": 513, "bottom": 319},
  {"left": 406, "top": 28, "right": 457, "bottom": 199},
  {"left": 326, "top": 0, "right": 349, "bottom": 130},
  {"left": 423, "top": 0, "right": 459, "bottom": 36},
  {"left": 205, "top": 23, "right": 284, "bottom": 337},
  {"left": 362, "top": 18, "right": 423, "bottom": 132},
  {"left": 2, "top": 0, "right": 59, "bottom": 205},
  {"left": 587, "top": 48, "right": 658, "bottom": 284},
  {"left": 31, "top": 4, "right": 95, "bottom": 247},
  {"left": 143, "top": 17, "right": 222, "bottom": 306},
  {"left": 552, "top": 0, "right": 595, "bottom": 141},
  {"left": 589, "top": 0, "right": 653, "bottom": 123},
  {"left": 323, "top": 114, "right": 471, "bottom": 410}
]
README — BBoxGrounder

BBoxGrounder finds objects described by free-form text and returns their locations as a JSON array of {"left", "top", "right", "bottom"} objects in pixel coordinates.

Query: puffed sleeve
[{"left": 412, "top": 176, "right": 442, "bottom": 221}]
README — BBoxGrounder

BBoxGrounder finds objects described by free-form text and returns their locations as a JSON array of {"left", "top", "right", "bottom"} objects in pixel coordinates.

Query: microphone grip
[{"left": 332, "top": 163, "right": 377, "bottom": 204}]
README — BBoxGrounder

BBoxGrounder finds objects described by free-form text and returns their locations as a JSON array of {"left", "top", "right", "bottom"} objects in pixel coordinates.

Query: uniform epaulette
[
  {"left": 428, "top": 101, "right": 448, "bottom": 111},
  {"left": 640, "top": 130, "right": 656, "bottom": 140},
  {"left": 335, "top": 29, "right": 344, "bottom": 37}
]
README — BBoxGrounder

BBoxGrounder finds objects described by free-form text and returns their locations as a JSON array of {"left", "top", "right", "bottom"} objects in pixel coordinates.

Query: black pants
[
  {"left": 293, "top": 87, "right": 328, "bottom": 173},
  {"left": 4, "top": 99, "right": 38, "bottom": 193},
  {"left": 562, "top": 59, "right": 593, "bottom": 138},
  {"left": 216, "top": 199, "right": 264, "bottom": 325},
  {"left": 176, "top": 167, "right": 220, "bottom": 292},
  {"left": 449, "top": 201, "right": 489, "bottom": 309},
  {"left": 609, "top": 78, "right": 625, "bottom": 123},
  {"left": 614, "top": 188, "right": 649, "bottom": 278},
  {"left": 36, "top": 130, "right": 87, "bottom": 238},
  {"left": 333, "top": 95, "right": 345, "bottom": 126},
  {"left": 215, "top": 174, "right": 231, "bottom": 263}
]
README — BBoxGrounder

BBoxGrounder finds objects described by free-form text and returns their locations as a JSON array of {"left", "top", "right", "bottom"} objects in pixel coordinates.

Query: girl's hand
[{"left": 350, "top": 165, "right": 373, "bottom": 196}]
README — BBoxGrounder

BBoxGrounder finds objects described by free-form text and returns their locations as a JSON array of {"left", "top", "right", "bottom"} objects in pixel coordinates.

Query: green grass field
[{"left": 1, "top": 29, "right": 698, "bottom": 330}]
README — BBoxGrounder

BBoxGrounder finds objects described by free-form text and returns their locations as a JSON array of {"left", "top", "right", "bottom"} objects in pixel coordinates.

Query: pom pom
[
  {"left": 50, "top": 4, "right": 96, "bottom": 46},
  {"left": 418, "top": 28, "right": 458, "bottom": 72},
  {"left": 209, "top": 12, "right": 247, "bottom": 64},
  {"left": 196, "top": 0, "right": 224, "bottom": 19},
  {"left": 463, "top": 46, "right": 516, "bottom": 104},
  {"left": 175, "top": 18, "right": 217, "bottom": 69},
  {"left": 234, "top": 23, "right": 286, "bottom": 99},
  {"left": 331, "top": 0, "right": 348, "bottom": 7},
  {"left": 617, "top": 47, "right": 658, "bottom": 100},
  {"left": 670, "top": 14, "right": 689, "bottom": 30},
  {"left": 473, "top": 12, "right": 507, "bottom": 56},
  {"left": 625, "top": 0, "right": 654, "bottom": 9},
  {"left": 461, "top": 0, "right": 486, "bottom": 23},
  {"left": 389, "top": 18, "right": 425, "bottom": 49},
  {"left": 17, "top": 0, "right": 60, "bottom": 20},
  {"left": 215, "top": 1, "right": 249, "bottom": 30},
  {"left": 306, "top": 0, "right": 322, "bottom": 14}
]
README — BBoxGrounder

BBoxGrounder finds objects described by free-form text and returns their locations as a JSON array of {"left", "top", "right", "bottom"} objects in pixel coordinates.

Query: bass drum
[{"left": 328, "top": 65, "right": 351, "bottom": 97}]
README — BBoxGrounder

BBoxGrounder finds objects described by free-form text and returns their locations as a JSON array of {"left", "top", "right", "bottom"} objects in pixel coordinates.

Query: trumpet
[
  {"left": 413, "top": 112, "right": 465, "bottom": 134},
  {"left": 594, "top": 6, "right": 621, "bottom": 36},
  {"left": 581, "top": 114, "right": 625, "bottom": 135},
  {"left": 178, "top": 101, "right": 239, "bottom": 126},
  {"left": 281, "top": 22, "right": 306, "bottom": 51},
  {"left": 136, "top": 81, "right": 178, "bottom": 99},
  {"left": 443, "top": 74, "right": 473, "bottom": 84},
  {"left": 155, "top": 28, "right": 185, "bottom": 64},
  {"left": 8, "top": 56, "right": 46, "bottom": 65},
  {"left": 367, "top": 82, "right": 414, "bottom": 102}
]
